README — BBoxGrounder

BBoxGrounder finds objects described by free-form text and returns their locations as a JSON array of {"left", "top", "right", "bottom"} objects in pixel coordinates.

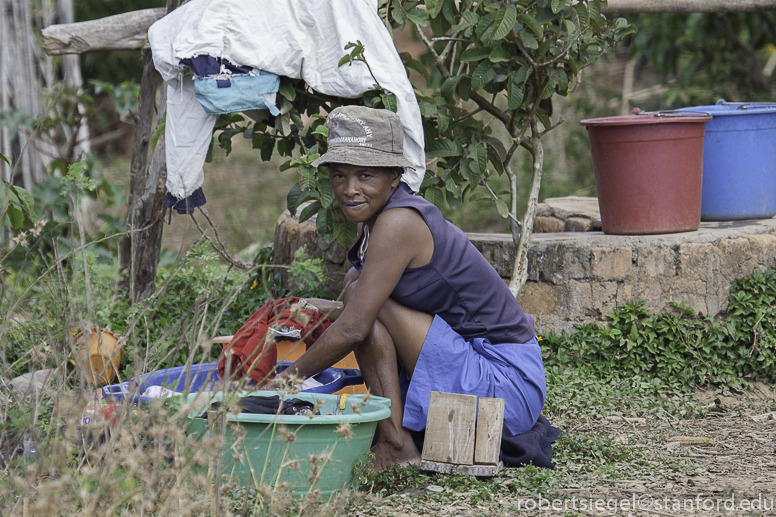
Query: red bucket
[{"left": 580, "top": 109, "right": 712, "bottom": 235}]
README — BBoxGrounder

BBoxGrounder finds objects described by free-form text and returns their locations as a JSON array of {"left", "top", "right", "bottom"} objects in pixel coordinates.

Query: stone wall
[
  {"left": 274, "top": 212, "right": 776, "bottom": 336},
  {"left": 471, "top": 219, "right": 776, "bottom": 335}
]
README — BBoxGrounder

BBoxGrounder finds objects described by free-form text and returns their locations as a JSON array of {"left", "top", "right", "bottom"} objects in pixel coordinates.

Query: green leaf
[
  {"left": 424, "top": 187, "right": 446, "bottom": 209},
  {"left": 336, "top": 218, "right": 358, "bottom": 248},
  {"left": 475, "top": 10, "right": 499, "bottom": 39},
  {"left": 403, "top": 57, "right": 432, "bottom": 82},
  {"left": 513, "top": 64, "right": 530, "bottom": 85},
  {"left": 278, "top": 113, "right": 292, "bottom": 136},
  {"left": 489, "top": 45, "right": 512, "bottom": 62},
  {"left": 6, "top": 205, "right": 24, "bottom": 229},
  {"left": 278, "top": 79, "right": 296, "bottom": 101},
  {"left": 574, "top": 3, "right": 589, "bottom": 25},
  {"left": 319, "top": 178, "right": 335, "bottom": 208},
  {"left": 338, "top": 54, "right": 352, "bottom": 67},
  {"left": 287, "top": 183, "right": 303, "bottom": 216},
  {"left": 491, "top": 5, "right": 517, "bottom": 41},
  {"left": 474, "top": 145, "right": 487, "bottom": 174},
  {"left": 461, "top": 11, "right": 479, "bottom": 25},
  {"left": 506, "top": 75, "right": 525, "bottom": 110},
  {"left": 495, "top": 199, "right": 509, "bottom": 218},
  {"left": 551, "top": 0, "right": 564, "bottom": 14},
  {"left": 300, "top": 200, "right": 322, "bottom": 223},
  {"left": 437, "top": 113, "right": 450, "bottom": 133},
  {"left": 312, "top": 125, "right": 328, "bottom": 138},
  {"left": 457, "top": 76, "right": 472, "bottom": 101},
  {"left": 10, "top": 185, "right": 37, "bottom": 224},
  {"left": 441, "top": 75, "right": 464, "bottom": 100},
  {"left": 299, "top": 165, "right": 317, "bottom": 189},
  {"left": 150, "top": 120, "right": 165, "bottom": 154},
  {"left": 518, "top": 31, "right": 539, "bottom": 50},
  {"left": 471, "top": 61, "right": 495, "bottom": 91},
  {"left": 425, "top": 0, "right": 443, "bottom": 18},
  {"left": 427, "top": 139, "right": 463, "bottom": 158},
  {"left": 460, "top": 46, "right": 491, "bottom": 62},
  {"left": 589, "top": 0, "right": 601, "bottom": 21},
  {"left": 0, "top": 152, "right": 9, "bottom": 166},
  {"left": 517, "top": 14, "right": 543, "bottom": 39},
  {"left": 316, "top": 207, "right": 339, "bottom": 243},
  {"left": 419, "top": 101, "right": 438, "bottom": 118},
  {"left": 407, "top": 8, "right": 429, "bottom": 25},
  {"left": 381, "top": 93, "right": 398, "bottom": 113}
]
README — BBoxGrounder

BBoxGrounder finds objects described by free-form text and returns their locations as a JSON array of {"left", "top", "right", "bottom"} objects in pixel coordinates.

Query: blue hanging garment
[{"left": 180, "top": 56, "right": 280, "bottom": 116}]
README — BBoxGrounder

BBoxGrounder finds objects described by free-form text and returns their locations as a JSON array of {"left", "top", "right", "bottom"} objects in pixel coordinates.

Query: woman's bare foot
[{"left": 369, "top": 435, "right": 421, "bottom": 472}]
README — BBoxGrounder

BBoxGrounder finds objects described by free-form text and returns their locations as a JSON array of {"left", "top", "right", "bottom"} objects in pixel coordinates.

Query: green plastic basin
[{"left": 185, "top": 391, "right": 390, "bottom": 495}]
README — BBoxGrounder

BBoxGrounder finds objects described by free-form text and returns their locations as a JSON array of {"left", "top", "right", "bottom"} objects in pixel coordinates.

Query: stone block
[
  {"left": 590, "top": 247, "right": 632, "bottom": 280},
  {"left": 636, "top": 247, "right": 676, "bottom": 278},
  {"left": 745, "top": 234, "right": 776, "bottom": 267},
  {"left": 534, "top": 216, "right": 565, "bottom": 233},
  {"left": 565, "top": 217, "right": 594, "bottom": 233},
  {"left": 517, "top": 281, "right": 559, "bottom": 316}
]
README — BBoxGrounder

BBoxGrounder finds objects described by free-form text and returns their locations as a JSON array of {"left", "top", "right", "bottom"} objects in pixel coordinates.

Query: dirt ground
[{"left": 353, "top": 385, "right": 776, "bottom": 517}]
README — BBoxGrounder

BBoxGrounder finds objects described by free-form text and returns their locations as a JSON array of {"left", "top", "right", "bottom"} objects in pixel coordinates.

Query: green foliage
[
  {"left": 541, "top": 267, "right": 776, "bottom": 391},
  {"left": 207, "top": 0, "right": 634, "bottom": 267},
  {"left": 287, "top": 247, "right": 331, "bottom": 299},
  {"left": 629, "top": 12, "right": 776, "bottom": 106}
]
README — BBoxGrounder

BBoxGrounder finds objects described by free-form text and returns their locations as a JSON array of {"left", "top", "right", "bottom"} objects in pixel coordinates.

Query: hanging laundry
[
  {"left": 148, "top": 0, "right": 425, "bottom": 209},
  {"left": 179, "top": 56, "right": 281, "bottom": 116}
]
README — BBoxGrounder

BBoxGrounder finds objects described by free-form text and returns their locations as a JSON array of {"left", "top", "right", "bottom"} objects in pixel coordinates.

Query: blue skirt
[{"left": 399, "top": 316, "right": 546, "bottom": 435}]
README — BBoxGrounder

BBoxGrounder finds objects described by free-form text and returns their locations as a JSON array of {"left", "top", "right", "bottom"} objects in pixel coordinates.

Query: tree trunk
[
  {"left": 119, "top": 0, "right": 180, "bottom": 304},
  {"left": 118, "top": 49, "right": 158, "bottom": 293},
  {"left": 509, "top": 123, "right": 544, "bottom": 298}
]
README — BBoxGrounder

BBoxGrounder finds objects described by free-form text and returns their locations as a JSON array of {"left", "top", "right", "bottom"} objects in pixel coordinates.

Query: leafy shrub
[{"left": 541, "top": 267, "right": 776, "bottom": 391}]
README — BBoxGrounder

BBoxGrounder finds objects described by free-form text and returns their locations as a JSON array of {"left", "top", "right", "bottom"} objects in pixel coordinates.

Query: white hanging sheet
[{"left": 148, "top": 0, "right": 425, "bottom": 201}]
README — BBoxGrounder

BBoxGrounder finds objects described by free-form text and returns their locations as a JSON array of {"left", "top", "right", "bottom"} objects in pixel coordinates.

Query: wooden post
[{"left": 117, "top": 0, "right": 180, "bottom": 304}]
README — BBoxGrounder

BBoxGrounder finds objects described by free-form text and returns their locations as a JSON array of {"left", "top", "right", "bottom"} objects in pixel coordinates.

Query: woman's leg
[{"left": 343, "top": 281, "right": 433, "bottom": 470}]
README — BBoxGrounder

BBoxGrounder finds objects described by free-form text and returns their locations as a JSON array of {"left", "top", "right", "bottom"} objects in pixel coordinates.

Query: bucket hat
[{"left": 312, "top": 106, "right": 414, "bottom": 169}]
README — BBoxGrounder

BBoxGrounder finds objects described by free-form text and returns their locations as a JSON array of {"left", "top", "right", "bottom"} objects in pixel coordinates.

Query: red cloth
[{"left": 217, "top": 297, "right": 331, "bottom": 386}]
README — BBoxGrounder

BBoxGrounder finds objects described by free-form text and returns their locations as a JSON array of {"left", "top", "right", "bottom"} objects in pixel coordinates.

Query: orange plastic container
[
  {"left": 580, "top": 109, "right": 712, "bottom": 235},
  {"left": 72, "top": 328, "right": 123, "bottom": 385}
]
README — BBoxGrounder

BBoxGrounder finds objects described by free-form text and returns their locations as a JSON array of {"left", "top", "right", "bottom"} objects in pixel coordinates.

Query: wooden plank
[
  {"left": 421, "top": 392, "right": 477, "bottom": 465},
  {"left": 41, "top": 8, "right": 166, "bottom": 55},
  {"left": 474, "top": 398, "right": 504, "bottom": 465},
  {"left": 603, "top": 0, "right": 776, "bottom": 13}
]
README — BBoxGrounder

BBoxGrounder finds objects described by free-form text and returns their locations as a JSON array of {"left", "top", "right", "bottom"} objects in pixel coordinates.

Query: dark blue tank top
[{"left": 348, "top": 187, "right": 536, "bottom": 344}]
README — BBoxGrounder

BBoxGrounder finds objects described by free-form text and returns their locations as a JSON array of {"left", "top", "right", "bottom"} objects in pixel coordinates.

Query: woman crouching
[{"left": 270, "top": 105, "right": 546, "bottom": 471}]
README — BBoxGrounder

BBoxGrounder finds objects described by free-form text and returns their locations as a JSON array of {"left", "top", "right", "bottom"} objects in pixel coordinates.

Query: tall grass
[{"left": 0, "top": 204, "right": 357, "bottom": 516}]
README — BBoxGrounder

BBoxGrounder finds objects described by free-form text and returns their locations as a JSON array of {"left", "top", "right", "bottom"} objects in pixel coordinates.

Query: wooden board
[
  {"left": 474, "top": 398, "right": 504, "bottom": 465},
  {"left": 421, "top": 392, "right": 477, "bottom": 465}
]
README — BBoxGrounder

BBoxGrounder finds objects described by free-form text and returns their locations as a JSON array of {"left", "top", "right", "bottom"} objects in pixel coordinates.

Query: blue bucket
[
  {"left": 676, "top": 100, "right": 776, "bottom": 221},
  {"left": 102, "top": 361, "right": 363, "bottom": 405}
]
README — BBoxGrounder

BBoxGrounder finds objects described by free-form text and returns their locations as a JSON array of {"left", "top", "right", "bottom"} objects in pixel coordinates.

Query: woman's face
[{"left": 329, "top": 163, "right": 401, "bottom": 228}]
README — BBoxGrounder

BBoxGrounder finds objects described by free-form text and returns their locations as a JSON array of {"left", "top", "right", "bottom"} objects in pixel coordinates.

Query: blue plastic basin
[
  {"left": 102, "top": 361, "right": 362, "bottom": 405},
  {"left": 677, "top": 100, "right": 776, "bottom": 221}
]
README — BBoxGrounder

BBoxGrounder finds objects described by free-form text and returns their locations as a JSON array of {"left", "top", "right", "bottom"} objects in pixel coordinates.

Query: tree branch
[{"left": 412, "top": 20, "right": 511, "bottom": 126}]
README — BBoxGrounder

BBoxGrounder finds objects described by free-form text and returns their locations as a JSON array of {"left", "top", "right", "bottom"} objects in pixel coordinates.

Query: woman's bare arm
[{"left": 272, "top": 207, "right": 433, "bottom": 382}]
